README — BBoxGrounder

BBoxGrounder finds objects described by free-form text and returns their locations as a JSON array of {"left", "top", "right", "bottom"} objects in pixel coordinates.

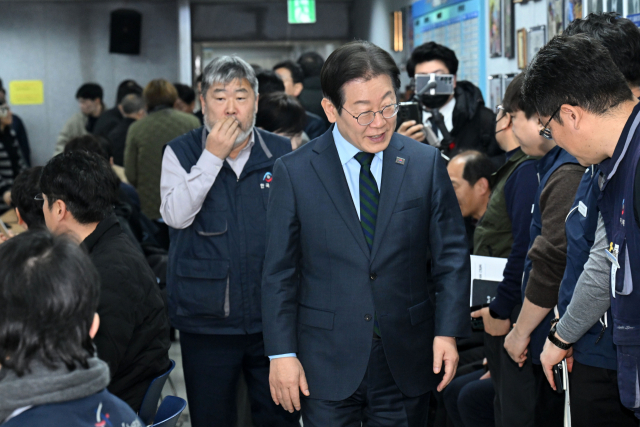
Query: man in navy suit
[{"left": 262, "top": 41, "right": 471, "bottom": 426}]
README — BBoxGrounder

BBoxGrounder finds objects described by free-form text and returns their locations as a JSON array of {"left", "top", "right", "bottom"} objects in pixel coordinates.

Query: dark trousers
[
  {"left": 532, "top": 363, "right": 564, "bottom": 427},
  {"left": 443, "top": 369, "right": 495, "bottom": 427},
  {"left": 569, "top": 360, "right": 637, "bottom": 427},
  {"left": 180, "top": 331, "right": 300, "bottom": 427},
  {"left": 301, "top": 338, "right": 429, "bottom": 427},
  {"left": 484, "top": 333, "right": 535, "bottom": 427}
]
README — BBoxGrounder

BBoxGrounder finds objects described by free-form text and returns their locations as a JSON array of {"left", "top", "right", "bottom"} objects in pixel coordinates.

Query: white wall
[{"left": 0, "top": 1, "right": 179, "bottom": 166}]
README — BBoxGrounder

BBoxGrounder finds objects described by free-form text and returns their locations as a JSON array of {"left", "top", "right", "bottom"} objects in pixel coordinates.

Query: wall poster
[
  {"left": 517, "top": 28, "right": 527, "bottom": 69},
  {"left": 490, "top": 0, "right": 502, "bottom": 57},
  {"left": 548, "top": 0, "right": 564, "bottom": 39},
  {"left": 528, "top": 25, "right": 547, "bottom": 65},
  {"left": 504, "top": 0, "right": 515, "bottom": 58},
  {"left": 564, "top": 0, "right": 582, "bottom": 28}
]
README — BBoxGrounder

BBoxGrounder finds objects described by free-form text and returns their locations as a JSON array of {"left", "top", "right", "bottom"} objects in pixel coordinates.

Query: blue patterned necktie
[{"left": 354, "top": 152, "right": 381, "bottom": 336}]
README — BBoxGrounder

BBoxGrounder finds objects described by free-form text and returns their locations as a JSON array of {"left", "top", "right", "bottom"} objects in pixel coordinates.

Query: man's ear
[
  {"left": 475, "top": 177, "right": 491, "bottom": 196},
  {"left": 561, "top": 104, "right": 583, "bottom": 131},
  {"left": 53, "top": 199, "right": 68, "bottom": 221},
  {"left": 89, "top": 313, "right": 100, "bottom": 339},
  {"left": 321, "top": 98, "right": 338, "bottom": 123},
  {"left": 292, "top": 82, "right": 304, "bottom": 97},
  {"left": 14, "top": 208, "right": 26, "bottom": 229}
]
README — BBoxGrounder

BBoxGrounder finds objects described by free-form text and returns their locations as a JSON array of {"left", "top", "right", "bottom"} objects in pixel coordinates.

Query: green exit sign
[{"left": 288, "top": 0, "right": 316, "bottom": 24}]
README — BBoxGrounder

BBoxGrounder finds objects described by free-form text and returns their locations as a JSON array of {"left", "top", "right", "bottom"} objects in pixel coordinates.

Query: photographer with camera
[{"left": 398, "top": 42, "right": 502, "bottom": 160}]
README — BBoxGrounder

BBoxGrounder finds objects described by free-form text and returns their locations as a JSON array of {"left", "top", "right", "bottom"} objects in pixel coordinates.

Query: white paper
[{"left": 470, "top": 255, "right": 508, "bottom": 306}]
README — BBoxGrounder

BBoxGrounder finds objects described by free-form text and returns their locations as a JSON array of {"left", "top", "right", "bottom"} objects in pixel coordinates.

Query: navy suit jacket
[{"left": 261, "top": 128, "right": 471, "bottom": 401}]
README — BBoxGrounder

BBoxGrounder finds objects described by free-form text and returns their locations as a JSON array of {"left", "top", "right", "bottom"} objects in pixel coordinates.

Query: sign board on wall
[
  {"left": 288, "top": 0, "right": 316, "bottom": 24},
  {"left": 8, "top": 80, "right": 44, "bottom": 105}
]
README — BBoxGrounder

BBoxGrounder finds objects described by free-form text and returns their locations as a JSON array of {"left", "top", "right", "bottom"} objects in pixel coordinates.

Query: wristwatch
[{"left": 548, "top": 324, "right": 573, "bottom": 350}]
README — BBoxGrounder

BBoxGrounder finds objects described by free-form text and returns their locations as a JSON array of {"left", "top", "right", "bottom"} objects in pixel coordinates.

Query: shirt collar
[
  {"left": 200, "top": 126, "right": 256, "bottom": 156},
  {"left": 439, "top": 96, "right": 456, "bottom": 117},
  {"left": 332, "top": 124, "right": 384, "bottom": 165},
  {"left": 599, "top": 102, "right": 640, "bottom": 180}
]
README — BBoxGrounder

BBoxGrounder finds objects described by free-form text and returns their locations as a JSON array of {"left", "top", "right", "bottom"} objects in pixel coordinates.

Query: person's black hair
[
  {"left": 196, "top": 74, "right": 203, "bottom": 84},
  {"left": 115, "top": 80, "right": 142, "bottom": 105},
  {"left": 407, "top": 42, "right": 459, "bottom": 78},
  {"left": 256, "top": 70, "right": 285, "bottom": 95},
  {"left": 256, "top": 92, "right": 307, "bottom": 135},
  {"left": 40, "top": 150, "right": 119, "bottom": 224},
  {"left": 523, "top": 34, "right": 633, "bottom": 123},
  {"left": 321, "top": 41, "right": 400, "bottom": 112},
  {"left": 502, "top": 73, "right": 536, "bottom": 119},
  {"left": 0, "top": 230, "right": 101, "bottom": 376},
  {"left": 297, "top": 52, "right": 325, "bottom": 78},
  {"left": 11, "top": 167, "right": 45, "bottom": 229},
  {"left": 75, "top": 83, "right": 103, "bottom": 101},
  {"left": 64, "top": 134, "right": 112, "bottom": 161},
  {"left": 273, "top": 60, "right": 305, "bottom": 84},
  {"left": 457, "top": 150, "right": 496, "bottom": 189},
  {"left": 565, "top": 13, "right": 640, "bottom": 87},
  {"left": 173, "top": 83, "right": 196, "bottom": 105}
]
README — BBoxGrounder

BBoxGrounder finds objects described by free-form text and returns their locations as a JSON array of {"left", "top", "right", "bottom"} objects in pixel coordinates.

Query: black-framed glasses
[
  {"left": 539, "top": 106, "right": 562, "bottom": 140},
  {"left": 342, "top": 103, "right": 400, "bottom": 126}
]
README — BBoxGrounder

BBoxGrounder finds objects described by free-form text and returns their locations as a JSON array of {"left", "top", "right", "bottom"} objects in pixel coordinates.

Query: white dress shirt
[{"left": 422, "top": 97, "right": 456, "bottom": 141}]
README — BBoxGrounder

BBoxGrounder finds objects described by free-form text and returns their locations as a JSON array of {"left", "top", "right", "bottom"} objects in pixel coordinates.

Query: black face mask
[{"left": 421, "top": 94, "right": 451, "bottom": 110}]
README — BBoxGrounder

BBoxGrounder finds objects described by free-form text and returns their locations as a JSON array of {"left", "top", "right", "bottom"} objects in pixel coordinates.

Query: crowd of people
[{"left": 1, "top": 11, "right": 640, "bottom": 427}]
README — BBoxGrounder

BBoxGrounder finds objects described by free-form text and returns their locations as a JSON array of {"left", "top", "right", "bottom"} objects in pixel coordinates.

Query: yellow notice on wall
[{"left": 9, "top": 80, "right": 44, "bottom": 105}]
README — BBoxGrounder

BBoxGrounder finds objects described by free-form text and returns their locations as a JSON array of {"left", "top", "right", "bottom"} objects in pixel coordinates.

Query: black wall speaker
[{"left": 110, "top": 9, "right": 142, "bottom": 55}]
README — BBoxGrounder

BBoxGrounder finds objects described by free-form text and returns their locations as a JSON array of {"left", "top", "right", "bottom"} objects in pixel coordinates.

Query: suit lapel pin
[{"left": 395, "top": 157, "right": 406, "bottom": 165}]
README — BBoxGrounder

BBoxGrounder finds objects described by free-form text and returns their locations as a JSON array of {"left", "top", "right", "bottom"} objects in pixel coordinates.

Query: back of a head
[
  {"left": 0, "top": 230, "right": 100, "bottom": 376},
  {"left": 297, "top": 51, "right": 325, "bottom": 78},
  {"left": 256, "top": 92, "right": 306, "bottom": 135},
  {"left": 40, "top": 150, "right": 119, "bottom": 224},
  {"left": 173, "top": 83, "right": 196, "bottom": 105},
  {"left": 407, "top": 42, "right": 459, "bottom": 78},
  {"left": 116, "top": 80, "right": 143, "bottom": 105},
  {"left": 256, "top": 70, "right": 285, "bottom": 95},
  {"left": 120, "top": 93, "right": 145, "bottom": 115},
  {"left": 457, "top": 150, "right": 496, "bottom": 189},
  {"left": 273, "top": 60, "right": 305, "bottom": 84},
  {"left": 565, "top": 13, "right": 640, "bottom": 88},
  {"left": 201, "top": 56, "right": 258, "bottom": 98},
  {"left": 64, "top": 134, "right": 111, "bottom": 161},
  {"left": 523, "top": 34, "right": 633, "bottom": 121},
  {"left": 12, "top": 166, "right": 45, "bottom": 229},
  {"left": 321, "top": 41, "right": 400, "bottom": 111},
  {"left": 502, "top": 73, "right": 536, "bottom": 119},
  {"left": 143, "top": 79, "right": 178, "bottom": 111},
  {"left": 75, "top": 83, "right": 103, "bottom": 101}
]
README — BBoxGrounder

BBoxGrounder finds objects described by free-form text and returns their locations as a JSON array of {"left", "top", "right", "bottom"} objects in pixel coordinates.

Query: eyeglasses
[
  {"left": 539, "top": 106, "right": 562, "bottom": 140},
  {"left": 495, "top": 104, "right": 506, "bottom": 122},
  {"left": 34, "top": 193, "right": 44, "bottom": 201},
  {"left": 342, "top": 103, "right": 400, "bottom": 126}
]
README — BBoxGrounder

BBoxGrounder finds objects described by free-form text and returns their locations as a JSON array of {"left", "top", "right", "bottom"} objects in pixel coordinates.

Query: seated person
[
  {"left": 0, "top": 230, "right": 143, "bottom": 426},
  {"left": 39, "top": 151, "right": 171, "bottom": 411},
  {"left": 256, "top": 92, "right": 307, "bottom": 149},
  {"left": 11, "top": 166, "right": 45, "bottom": 229}
]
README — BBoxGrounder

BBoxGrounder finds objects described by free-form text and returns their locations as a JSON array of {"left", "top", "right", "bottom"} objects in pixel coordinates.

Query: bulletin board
[{"left": 412, "top": 0, "right": 487, "bottom": 96}]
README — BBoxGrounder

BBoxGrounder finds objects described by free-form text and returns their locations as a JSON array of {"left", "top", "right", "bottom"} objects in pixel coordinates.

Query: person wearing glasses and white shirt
[{"left": 262, "top": 41, "right": 471, "bottom": 427}]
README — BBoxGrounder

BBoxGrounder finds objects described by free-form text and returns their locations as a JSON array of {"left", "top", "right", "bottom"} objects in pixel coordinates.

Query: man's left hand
[
  {"left": 433, "top": 336, "right": 459, "bottom": 392},
  {"left": 540, "top": 336, "right": 573, "bottom": 391},
  {"left": 471, "top": 307, "right": 511, "bottom": 336},
  {"left": 504, "top": 325, "right": 530, "bottom": 367}
]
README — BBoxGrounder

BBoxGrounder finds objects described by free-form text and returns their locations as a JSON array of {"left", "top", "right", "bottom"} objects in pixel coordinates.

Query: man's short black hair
[
  {"left": 173, "top": 83, "right": 196, "bottom": 105},
  {"left": 273, "top": 60, "right": 305, "bottom": 84},
  {"left": 115, "top": 79, "right": 143, "bottom": 105},
  {"left": 40, "top": 151, "right": 119, "bottom": 224},
  {"left": 321, "top": 41, "right": 400, "bottom": 111},
  {"left": 407, "top": 42, "right": 459, "bottom": 78},
  {"left": 523, "top": 34, "right": 633, "bottom": 123},
  {"left": 0, "top": 230, "right": 100, "bottom": 376},
  {"left": 256, "top": 70, "right": 285, "bottom": 95},
  {"left": 297, "top": 52, "right": 325, "bottom": 78},
  {"left": 75, "top": 83, "right": 103, "bottom": 101},
  {"left": 11, "top": 167, "right": 45, "bottom": 229},
  {"left": 502, "top": 73, "right": 536, "bottom": 119},
  {"left": 256, "top": 92, "right": 307, "bottom": 135},
  {"left": 458, "top": 150, "right": 496, "bottom": 189},
  {"left": 64, "top": 134, "right": 112, "bottom": 161},
  {"left": 565, "top": 13, "right": 640, "bottom": 87}
]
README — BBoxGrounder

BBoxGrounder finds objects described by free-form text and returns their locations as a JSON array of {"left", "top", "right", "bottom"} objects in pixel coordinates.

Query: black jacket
[
  {"left": 107, "top": 117, "right": 136, "bottom": 166},
  {"left": 93, "top": 107, "right": 123, "bottom": 138},
  {"left": 441, "top": 81, "right": 503, "bottom": 160},
  {"left": 83, "top": 213, "right": 170, "bottom": 411},
  {"left": 298, "top": 76, "right": 329, "bottom": 126}
]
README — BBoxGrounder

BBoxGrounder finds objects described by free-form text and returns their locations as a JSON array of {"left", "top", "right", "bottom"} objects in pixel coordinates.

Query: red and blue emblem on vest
[{"left": 263, "top": 172, "right": 273, "bottom": 183}]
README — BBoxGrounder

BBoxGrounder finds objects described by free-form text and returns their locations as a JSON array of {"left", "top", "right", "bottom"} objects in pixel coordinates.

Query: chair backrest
[
  {"left": 151, "top": 396, "right": 187, "bottom": 427},
  {"left": 138, "top": 359, "right": 176, "bottom": 425}
]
